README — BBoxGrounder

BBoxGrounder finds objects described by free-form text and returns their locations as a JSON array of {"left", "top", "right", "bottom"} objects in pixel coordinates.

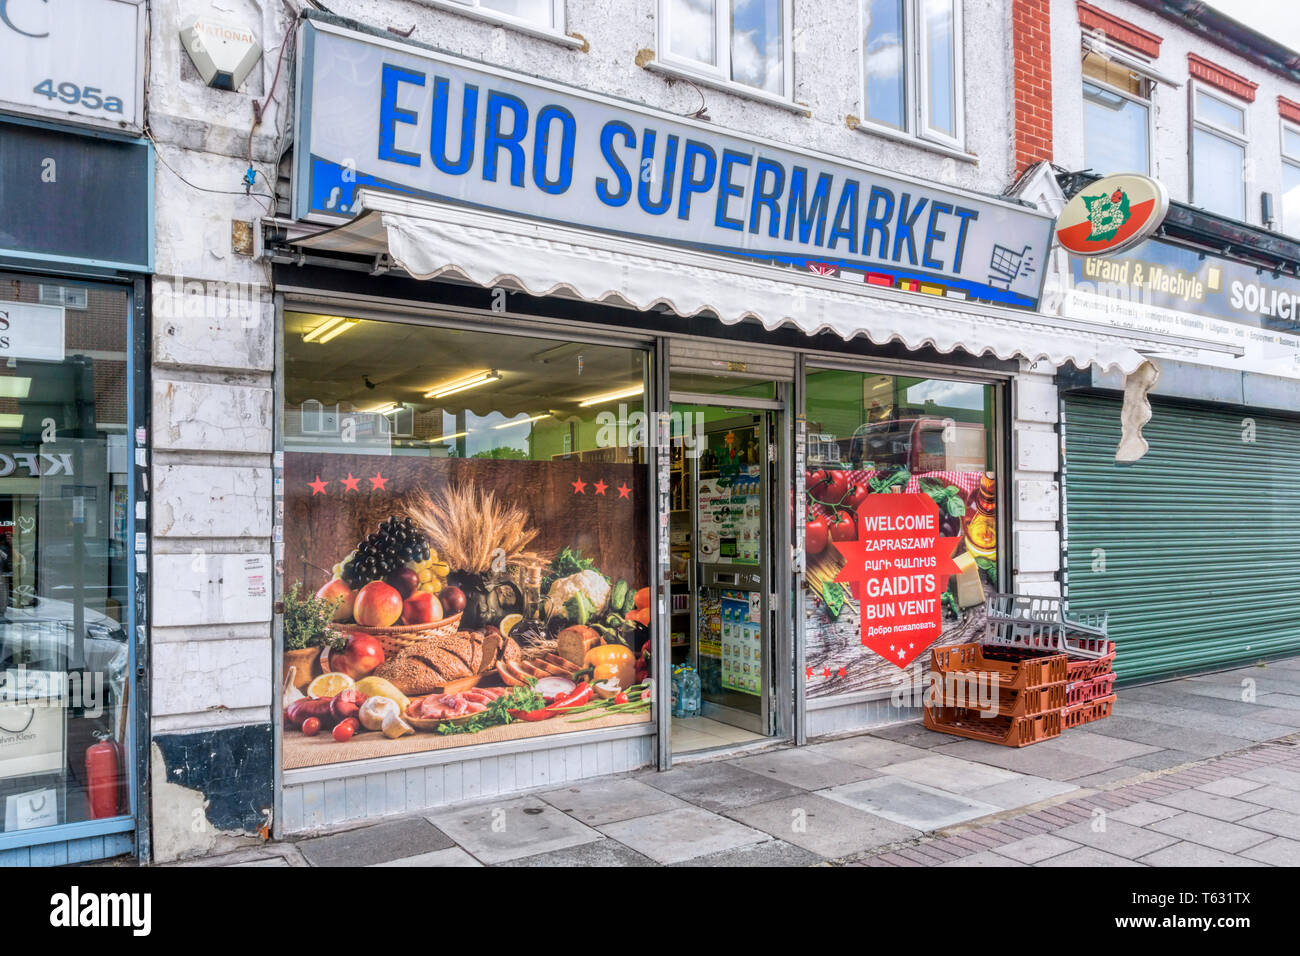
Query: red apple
[
  {"left": 402, "top": 591, "right": 443, "bottom": 626},
  {"left": 337, "top": 634, "right": 384, "bottom": 679},
  {"left": 353, "top": 581, "right": 403, "bottom": 628},
  {"left": 315, "top": 578, "right": 356, "bottom": 622},
  {"left": 438, "top": 586, "right": 467, "bottom": 615},
  {"left": 385, "top": 567, "right": 419, "bottom": 600}
]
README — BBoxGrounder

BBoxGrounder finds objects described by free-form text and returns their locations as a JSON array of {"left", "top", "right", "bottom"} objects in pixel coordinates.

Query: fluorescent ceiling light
[
  {"left": 365, "top": 402, "right": 400, "bottom": 415},
  {"left": 578, "top": 384, "right": 643, "bottom": 407},
  {"left": 425, "top": 370, "right": 501, "bottom": 399},
  {"left": 431, "top": 430, "right": 468, "bottom": 442},
  {"left": 0, "top": 378, "right": 32, "bottom": 399},
  {"left": 0, "top": 414, "right": 23, "bottom": 429},
  {"left": 302, "top": 315, "right": 359, "bottom": 343},
  {"left": 493, "top": 413, "right": 551, "bottom": 430}
]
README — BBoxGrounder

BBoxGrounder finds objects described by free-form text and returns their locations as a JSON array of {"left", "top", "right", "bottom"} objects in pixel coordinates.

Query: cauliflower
[{"left": 544, "top": 570, "right": 610, "bottom": 621}]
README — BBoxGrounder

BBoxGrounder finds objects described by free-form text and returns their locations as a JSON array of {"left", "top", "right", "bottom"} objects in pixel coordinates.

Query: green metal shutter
[{"left": 1062, "top": 392, "right": 1300, "bottom": 682}]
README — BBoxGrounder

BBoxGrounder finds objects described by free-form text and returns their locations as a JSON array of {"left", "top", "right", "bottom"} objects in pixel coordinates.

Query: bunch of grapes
[{"left": 339, "top": 515, "right": 432, "bottom": 589}]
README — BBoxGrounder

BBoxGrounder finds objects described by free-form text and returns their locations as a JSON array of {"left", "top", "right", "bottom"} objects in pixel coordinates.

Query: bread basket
[{"left": 348, "top": 612, "right": 464, "bottom": 658}]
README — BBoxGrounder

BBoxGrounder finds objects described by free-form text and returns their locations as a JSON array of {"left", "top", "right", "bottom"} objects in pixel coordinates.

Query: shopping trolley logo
[
  {"left": 1055, "top": 173, "right": 1169, "bottom": 257},
  {"left": 987, "top": 244, "right": 1035, "bottom": 291},
  {"left": 50, "top": 886, "right": 151, "bottom": 936}
]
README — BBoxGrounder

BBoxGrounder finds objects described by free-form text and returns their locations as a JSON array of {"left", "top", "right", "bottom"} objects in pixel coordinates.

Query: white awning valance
[{"left": 291, "top": 189, "right": 1207, "bottom": 378}]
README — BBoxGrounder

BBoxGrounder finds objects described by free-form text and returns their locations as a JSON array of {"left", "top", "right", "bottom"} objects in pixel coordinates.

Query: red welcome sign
[{"left": 833, "top": 493, "right": 961, "bottom": 668}]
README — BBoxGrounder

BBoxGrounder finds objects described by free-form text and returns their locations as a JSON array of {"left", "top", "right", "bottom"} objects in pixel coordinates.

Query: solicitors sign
[{"left": 293, "top": 20, "right": 1054, "bottom": 308}]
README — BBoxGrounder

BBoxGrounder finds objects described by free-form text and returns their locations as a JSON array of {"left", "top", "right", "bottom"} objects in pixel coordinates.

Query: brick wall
[{"left": 1014, "top": 0, "right": 1054, "bottom": 175}]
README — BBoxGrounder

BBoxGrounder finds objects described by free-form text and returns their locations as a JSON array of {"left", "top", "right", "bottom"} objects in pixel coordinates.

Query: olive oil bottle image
[{"left": 964, "top": 472, "right": 997, "bottom": 562}]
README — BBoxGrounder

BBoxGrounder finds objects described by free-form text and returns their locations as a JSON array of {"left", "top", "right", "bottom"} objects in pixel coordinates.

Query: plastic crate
[
  {"left": 933, "top": 679, "right": 1066, "bottom": 718},
  {"left": 923, "top": 704, "right": 1062, "bottom": 747},
  {"left": 1066, "top": 641, "right": 1116, "bottom": 681},
  {"left": 983, "top": 593, "right": 1111, "bottom": 660},
  {"left": 931, "top": 642, "right": 1068, "bottom": 693},
  {"left": 1065, "top": 673, "right": 1116, "bottom": 707},
  {"left": 1063, "top": 694, "right": 1116, "bottom": 729}
]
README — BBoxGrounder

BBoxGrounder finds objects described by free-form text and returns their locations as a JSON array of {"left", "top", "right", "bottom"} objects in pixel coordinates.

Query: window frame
[
  {"left": 1189, "top": 80, "right": 1249, "bottom": 221},
  {"left": 1281, "top": 119, "right": 1300, "bottom": 237},
  {"left": 1079, "top": 67, "right": 1154, "bottom": 176},
  {"left": 656, "top": 0, "right": 796, "bottom": 104},
  {"left": 857, "top": 0, "right": 965, "bottom": 152},
  {"left": 416, "top": 0, "right": 578, "bottom": 48}
]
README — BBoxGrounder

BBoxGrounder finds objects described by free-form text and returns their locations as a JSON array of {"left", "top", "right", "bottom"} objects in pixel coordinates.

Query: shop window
[
  {"left": 802, "top": 368, "right": 999, "bottom": 699},
  {"left": 281, "top": 314, "right": 652, "bottom": 769},
  {"left": 861, "top": 0, "right": 964, "bottom": 148},
  {"left": 658, "top": 0, "right": 792, "bottom": 99},
  {"left": 1282, "top": 122, "right": 1300, "bottom": 237},
  {"left": 1081, "top": 52, "right": 1151, "bottom": 175},
  {"left": 0, "top": 276, "right": 132, "bottom": 837},
  {"left": 1191, "top": 84, "right": 1248, "bottom": 221}
]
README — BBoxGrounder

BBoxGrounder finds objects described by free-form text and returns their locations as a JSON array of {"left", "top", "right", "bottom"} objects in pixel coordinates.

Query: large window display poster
[
  {"left": 802, "top": 370, "right": 998, "bottom": 698},
  {"left": 280, "top": 317, "right": 652, "bottom": 769}
]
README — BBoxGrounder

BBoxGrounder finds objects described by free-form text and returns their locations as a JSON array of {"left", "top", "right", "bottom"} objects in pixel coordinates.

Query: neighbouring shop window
[
  {"left": 802, "top": 368, "right": 998, "bottom": 698},
  {"left": 1282, "top": 123, "right": 1300, "bottom": 237},
  {"left": 0, "top": 275, "right": 131, "bottom": 837},
  {"left": 659, "top": 0, "right": 792, "bottom": 98},
  {"left": 281, "top": 314, "right": 652, "bottom": 769},
  {"left": 1081, "top": 53, "right": 1150, "bottom": 175},
  {"left": 861, "top": 0, "right": 963, "bottom": 147},
  {"left": 1191, "top": 85, "right": 1247, "bottom": 221}
]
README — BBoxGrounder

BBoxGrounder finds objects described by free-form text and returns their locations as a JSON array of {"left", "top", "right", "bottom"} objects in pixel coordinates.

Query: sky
[{"left": 1204, "top": 1, "right": 1300, "bottom": 57}]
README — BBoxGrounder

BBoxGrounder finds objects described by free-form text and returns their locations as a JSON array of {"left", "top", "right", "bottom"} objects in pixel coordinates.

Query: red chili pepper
[
  {"left": 545, "top": 682, "right": 593, "bottom": 712},
  {"left": 511, "top": 708, "right": 553, "bottom": 722}
]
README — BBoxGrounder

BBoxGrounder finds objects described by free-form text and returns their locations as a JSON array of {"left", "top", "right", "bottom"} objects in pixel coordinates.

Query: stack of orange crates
[{"left": 923, "top": 643, "right": 1068, "bottom": 747}]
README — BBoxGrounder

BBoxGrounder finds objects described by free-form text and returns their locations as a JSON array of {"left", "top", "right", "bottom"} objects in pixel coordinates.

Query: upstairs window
[
  {"left": 1282, "top": 122, "right": 1300, "bottom": 236},
  {"left": 659, "top": 0, "right": 792, "bottom": 99},
  {"left": 430, "top": 0, "right": 565, "bottom": 34},
  {"left": 861, "top": 0, "right": 964, "bottom": 148},
  {"left": 1081, "top": 52, "right": 1151, "bottom": 175},
  {"left": 1191, "top": 85, "right": 1248, "bottom": 221}
]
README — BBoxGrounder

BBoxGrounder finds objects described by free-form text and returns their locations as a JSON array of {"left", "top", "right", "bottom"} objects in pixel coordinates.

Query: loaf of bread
[{"left": 373, "top": 629, "right": 510, "bottom": 696}]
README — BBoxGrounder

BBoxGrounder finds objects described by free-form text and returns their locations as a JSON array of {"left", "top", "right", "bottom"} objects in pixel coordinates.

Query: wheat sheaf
[{"left": 407, "top": 484, "right": 542, "bottom": 573}]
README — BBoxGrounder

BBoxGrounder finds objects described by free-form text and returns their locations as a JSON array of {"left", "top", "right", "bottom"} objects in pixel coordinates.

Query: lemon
[
  {"left": 307, "top": 672, "right": 355, "bottom": 699},
  {"left": 429, "top": 560, "right": 450, "bottom": 578},
  {"left": 354, "top": 677, "right": 411, "bottom": 713},
  {"left": 499, "top": 613, "right": 523, "bottom": 637}
]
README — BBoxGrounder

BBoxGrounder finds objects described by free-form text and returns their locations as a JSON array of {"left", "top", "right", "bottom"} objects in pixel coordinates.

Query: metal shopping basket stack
[{"left": 922, "top": 593, "right": 1116, "bottom": 746}]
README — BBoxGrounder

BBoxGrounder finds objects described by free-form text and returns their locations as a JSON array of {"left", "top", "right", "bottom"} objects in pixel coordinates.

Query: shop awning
[{"left": 288, "top": 189, "right": 1230, "bottom": 459}]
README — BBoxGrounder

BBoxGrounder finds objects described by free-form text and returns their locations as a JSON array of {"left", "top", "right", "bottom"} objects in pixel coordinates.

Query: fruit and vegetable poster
[
  {"left": 281, "top": 452, "right": 652, "bottom": 769},
  {"left": 803, "top": 468, "right": 998, "bottom": 699}
]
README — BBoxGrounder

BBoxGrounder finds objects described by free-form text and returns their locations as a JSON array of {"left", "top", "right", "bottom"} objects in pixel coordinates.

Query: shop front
[
  {"left": 0, "top": 0, "right": 151, "bottom": 865},
  {"left": 268, "top": 14, "right": 1179, "bottom": 833}
]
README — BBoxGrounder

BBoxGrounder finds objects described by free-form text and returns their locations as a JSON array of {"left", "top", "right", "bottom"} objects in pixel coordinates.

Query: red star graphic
[
  {"left": 369, "top": 472, "right": 388, "bottom": 491},
  {"left": 822, "top": 667, "right": 832, "bottom": 679},
  {"left": 592, "top": 479, "right": 608, "bottom": 496},
  {"left": 308, "top": 475, "right": 328, "bottom": 495},
  {"left": 340, "top": 473, "right": 361, "bottom": 492},
  {"left": 837, "top": 667, "right": 847, "bottom": 678},
  {"left": 571, "top": 477, "right": 587, "bottom": 494},
  {"left": 805, "top": 665, "right": 814, "bottom": 679},
  {"left": 617, "top": 483, "right": 631, "bottom": 499}
]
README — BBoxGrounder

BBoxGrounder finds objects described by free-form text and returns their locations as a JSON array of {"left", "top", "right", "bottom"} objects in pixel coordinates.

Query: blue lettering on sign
[
  {"left": 716, "top": 150, "right": 751, "bottom": 231},
  {"left": 951, "top": 206, "right": 980, "bottom": 271},
  {"left": 638, "top": 130, "right": 678, "bottom": 215},
  {"left": 828, "top": 180, "right": 861, "bottom": 254},
  {"left": 784, "top": 168, "right": 831, "bottom": 245},
  {"left": 862, "top": 186, "right": 895, "bottom": 259},
  {"left": 430, "top": 77, "right": 478, "bottom": 175},
  {"left": 483, "top": 90, "right": 528, "bottom": 187},
  {"left": 533, "top": 104, "right": 576, "bottom": 194},
  {"left": 923, "top": 201, "right": 952, "bottom": 271},
  {"left": 892, "top": 193, "right": 928, "bottom": 265},
  {"left": 378, "top": 64, "right": 425, "bottom": 167},
  {"left": 596, "top": 120, "right": 635, "bottom": 206},
  {"left": 678, "top": 140, "right": 717, "bottom": 220},
  {"left": 749, "top": 157, "right": 785, "bottom": 238}
]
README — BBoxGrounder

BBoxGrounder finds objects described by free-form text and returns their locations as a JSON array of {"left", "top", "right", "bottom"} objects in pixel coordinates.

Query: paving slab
[
  {"left": 1136, "top": 841, "right": 1267, "bottom": 867},
  {"left": 818, "top": 776, "right": 1001, "bottom": 831},
  {"left": 1150, "top": 789, "right": 1265, "bottom": 822},
  {"left": 725, "top": 792, "right": 918, "bottom": 858},
  {"left": 506, "top": 838, "right": 656, "bottom": 867},
  {"left": 296, "top": 816, "right": 455, "bottom": 868},
  {"left": 729, "top": 746, "right": 881, "bottom": 791},
  {"left": 1239, "top": 766, "right": 1300, "bottom": 790},
  {"left": 1237, "top": 784, "right": 1300, "bottom": 814},
  {"left": 1107, "top": 801, "right": 1184, "bottom": 826},
  {"left": 374, "top": 847, "right": 482, "bottom": 867},
  {"left": 1257, "top": 693, "right": 1300, "bottom": 711},
  {"left": 939, "top": 850, "right": 1026, "bottom": 866},
  {"left": 1065, "top": 767, "right": 1147, "bottom": 789},
  {"left": 928, "top": 738, "right": 1118, "bottom": 781},
  {"left": 1196, "top": 777, "right": 1266, "bottom": 797},
  {"left": 1256, "top": 709, "right": 1300, "bottom": 727},
  {"left": 637, "top": 761, "right": 806, "bottom": 813},
  {"left": 1147, "top": 811, "right": 1274, "bottom": 853},
  {"left": 990, "top": 833, "right": 1082, "bottom": 864},
  {"left": 803, "top": 735, "right": 934, "bottom": 769},
  {"left": 598, "top": 806, "right": 768, "bottom": 864},
  {"left": 1239, "top": 836, "right": 1300, "bottom": 866},
  {"left": 1234, "top": 809, "right": 1300, "bottom": 841},
  {"left": 1035, "top": 846, "right": 1145, "bottom": 866},
  {"left": 426, "top": 796, "right": 601, "bottom": 865},
  {"left": 1119, "top": 749, "right": 1202, "bottom": 772},
  {"left": 1035, "top": 730, "right": 1161, "bottom": 762},
  {"left": 865, "top": 721, "right": 954, "bottom": 749},
  {"left": 673, "top": 839, "right": 825, "bottom": 867},
  {"left": 1110, "top": 702, "right": 1290, "bottom": 743},
  {"left": 877, "top": 754, "right": 1023, "bottom": 794},
  {"left": 965, "top": 775, "right": 1078, "bottom": 809},
  {"left": 1052, "top": 819, "right": 1179, "bottom": 859},
  {"left": 1085, "top": 717, "right": 1254, "bottom": 757},
  {"left": 539, "top": 777, "right": 690, "bottom": 826}
]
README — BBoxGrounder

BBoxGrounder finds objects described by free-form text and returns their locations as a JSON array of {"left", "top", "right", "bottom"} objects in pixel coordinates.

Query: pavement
[{"left": 183, "top": 656, "right": 1300, "bottom": 867}]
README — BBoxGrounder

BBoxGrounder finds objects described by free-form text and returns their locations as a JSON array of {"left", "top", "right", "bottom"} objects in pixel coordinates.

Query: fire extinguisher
[{"left": 85, "top": 731, "right": 122, "bottom": 819}]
